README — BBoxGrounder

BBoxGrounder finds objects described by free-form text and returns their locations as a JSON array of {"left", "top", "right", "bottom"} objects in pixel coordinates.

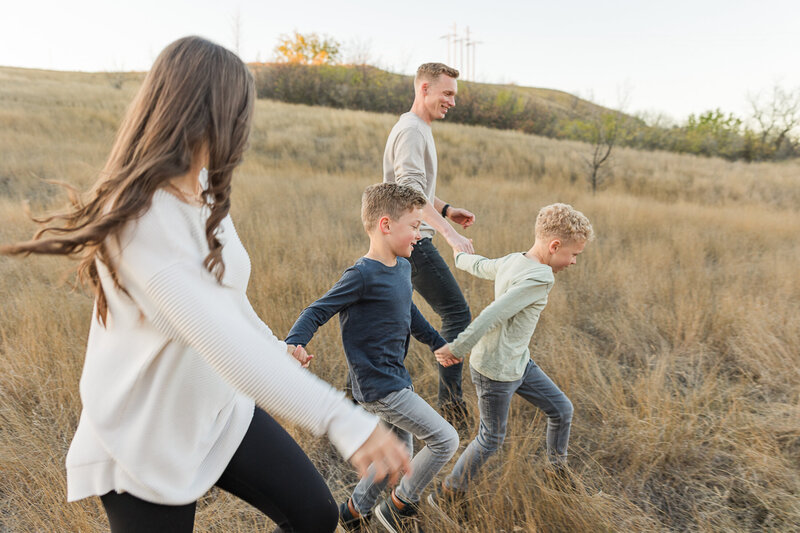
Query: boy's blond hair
[
  {"left": 361, "top": 183, "right": 427, "bottom": 231},
  {"left": 415, "top": 63, "right": 459, "bottom": 85},
  {"left": 535, "top": 203, "right": 594, "bottom": 243}
]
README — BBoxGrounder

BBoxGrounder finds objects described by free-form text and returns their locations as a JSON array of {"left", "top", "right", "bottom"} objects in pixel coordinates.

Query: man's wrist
[{"left": 441, "top": 224, "right": 459, "bottom": 241}]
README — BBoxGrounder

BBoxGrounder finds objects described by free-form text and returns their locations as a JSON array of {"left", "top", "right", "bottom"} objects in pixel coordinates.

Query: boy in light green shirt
[{"left": 430, "top": 203, "right": 594, "bottom": 508}]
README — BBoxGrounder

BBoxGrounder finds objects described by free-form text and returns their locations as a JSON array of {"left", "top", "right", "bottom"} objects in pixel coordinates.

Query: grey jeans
[
  {"left": 350, "top": 387, "right": 459, "bottom": 513},
  {"left": 446, "top": 360, "right": 573, "bottom": 491}
]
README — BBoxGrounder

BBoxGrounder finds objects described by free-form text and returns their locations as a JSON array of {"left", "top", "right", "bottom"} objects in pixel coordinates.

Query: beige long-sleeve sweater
[{"left": 383, "top": 111, "right": 438, "bottom": 239}]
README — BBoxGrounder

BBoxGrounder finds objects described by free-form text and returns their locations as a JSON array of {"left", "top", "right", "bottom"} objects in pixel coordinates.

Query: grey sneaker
[
  {"left": 426, "top": 482, "right": 466, "bottom": 525},
  {"left": 339, "top": 499, "right": 371, "bottom": 532},
  {"left": 374, "top": 491, "right": 424, "bottom": 533}
]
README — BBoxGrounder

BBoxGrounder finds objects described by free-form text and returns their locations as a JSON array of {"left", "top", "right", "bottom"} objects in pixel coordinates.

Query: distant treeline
[
  {"left": 251, "top": 63, "right": 798, "bottom": 162},
  {"left": 250, "top": 62, "right": 591, "bottom": 138}
]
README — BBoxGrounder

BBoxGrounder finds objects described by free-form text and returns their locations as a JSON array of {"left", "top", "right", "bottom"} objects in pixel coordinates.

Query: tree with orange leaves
[{"left": 273, "top": 32, "right": 341, "bottom": 65}]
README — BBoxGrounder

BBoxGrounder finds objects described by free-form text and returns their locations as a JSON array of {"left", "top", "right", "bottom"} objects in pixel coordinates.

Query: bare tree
[
  {"left": 571, "top": 89, "right": 631, "bottom": 194},
  {"left": 583, "top": 111, "right": 624, "bottom": 194},
  {"left": 748, "top": 85, "right": 800, "bottom": 157}
]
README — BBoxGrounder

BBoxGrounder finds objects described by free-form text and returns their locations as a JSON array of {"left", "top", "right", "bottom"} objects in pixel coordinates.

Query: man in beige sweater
[
  {"left": 431, "top": 203, "right": 594, "bottom": 508},
  {"left": 383, "top": 62, "right": 475, "bottom": 427}
]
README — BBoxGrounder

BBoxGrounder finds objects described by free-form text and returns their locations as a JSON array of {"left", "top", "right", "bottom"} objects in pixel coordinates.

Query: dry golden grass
[{"left": 1, "top": 67, "right": 798, "bottom": 532}]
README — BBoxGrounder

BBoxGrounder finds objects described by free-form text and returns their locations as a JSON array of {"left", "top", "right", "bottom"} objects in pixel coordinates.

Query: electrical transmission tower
[{"left": 442, "top": 24, "right": 482, "bottom": 81}]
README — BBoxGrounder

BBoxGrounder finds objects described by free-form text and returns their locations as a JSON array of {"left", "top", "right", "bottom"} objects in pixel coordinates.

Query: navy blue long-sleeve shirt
[{"left": 286, "top": 256, "right": 447, "bottom": 402}]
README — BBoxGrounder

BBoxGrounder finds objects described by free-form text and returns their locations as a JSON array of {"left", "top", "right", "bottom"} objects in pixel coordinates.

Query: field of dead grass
[{"left": 1, "top": 67, "right": 798, "bottom": 532}]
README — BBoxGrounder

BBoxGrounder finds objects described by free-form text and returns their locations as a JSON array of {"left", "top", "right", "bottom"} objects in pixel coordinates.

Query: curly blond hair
[{"left": 535, "top": 203, "right": 594, "bottom": 243}]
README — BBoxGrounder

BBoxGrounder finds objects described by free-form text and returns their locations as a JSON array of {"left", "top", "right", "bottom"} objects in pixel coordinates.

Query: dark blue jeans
[{"left": 408, "top": 237, "right": 471, "bottom": 406}]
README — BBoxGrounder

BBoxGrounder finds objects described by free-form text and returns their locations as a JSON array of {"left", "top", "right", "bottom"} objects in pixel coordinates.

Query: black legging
[{"left": 100, "top": 408, "right": 339, "bottom": 532}]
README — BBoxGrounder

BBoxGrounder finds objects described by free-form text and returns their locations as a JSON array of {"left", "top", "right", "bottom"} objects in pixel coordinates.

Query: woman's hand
[{"left": 349, "top": 424, "right": 411, "bottom": 486}]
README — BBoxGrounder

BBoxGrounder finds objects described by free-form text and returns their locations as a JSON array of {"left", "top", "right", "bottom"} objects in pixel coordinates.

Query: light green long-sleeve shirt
[{"left": 450, "top": 252, "right": 554, "bottom": 382}]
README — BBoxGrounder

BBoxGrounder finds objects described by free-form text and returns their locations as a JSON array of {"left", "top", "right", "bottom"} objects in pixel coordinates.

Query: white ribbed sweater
[{"left": 66, "top": 184, "right": 377, "bottom": 504}]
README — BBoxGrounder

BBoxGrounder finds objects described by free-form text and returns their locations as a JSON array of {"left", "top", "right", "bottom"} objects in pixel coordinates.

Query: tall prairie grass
[{"left": 1, "top": 67, "right": 798, "bottom": 532}]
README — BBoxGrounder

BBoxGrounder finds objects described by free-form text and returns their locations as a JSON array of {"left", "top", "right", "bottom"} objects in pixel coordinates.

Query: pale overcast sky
[{"left": 2, "top": 0, "right": 798, "bottom": 121}]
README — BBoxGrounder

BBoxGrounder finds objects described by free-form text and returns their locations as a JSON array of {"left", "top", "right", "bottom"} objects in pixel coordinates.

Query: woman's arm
[{"left": 125, "top": 260, "right": 376, "bottom": 459}]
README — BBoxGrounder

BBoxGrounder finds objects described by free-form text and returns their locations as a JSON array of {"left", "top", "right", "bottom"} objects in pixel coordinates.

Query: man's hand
[
  {"left": 446, "top": 207, "right": 475, "bottom": 229},
  {"left": 349, "top": 424, "right": 411, "bottom": 486},
  {"left": 288, "top": 344, "right": 313, "bottom": 368},
  {"left": 435, "top": 344, "right": 462, "bottom": 367},
  {"left": 445, "top": 231, "right": 474, "bottom": 254}
]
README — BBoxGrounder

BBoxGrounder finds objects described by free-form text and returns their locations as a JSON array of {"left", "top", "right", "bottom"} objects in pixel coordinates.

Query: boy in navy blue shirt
[{"left": 287, "top": 183, "right": 459, "bottom": 532}]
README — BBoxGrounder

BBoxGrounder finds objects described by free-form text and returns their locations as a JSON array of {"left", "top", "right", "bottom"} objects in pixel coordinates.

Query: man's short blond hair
[
  {"left": 361, "top": 183, "right": 427, "bottom": 231},
  {"left": 535, "top": 203, "right": 594, "bottom": 243},
  {"left": 415, "top": 63, "right": 459, "bottom": 85}
]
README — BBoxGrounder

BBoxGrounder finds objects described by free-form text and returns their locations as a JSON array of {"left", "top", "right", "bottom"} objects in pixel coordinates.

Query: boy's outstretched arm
[
  {"left": 409, "top": 303, "right": 447, "bottom": 352},
  {"left": 450, "top": 279, "right": 550, "bottom": 359},
  {"left": 285, "top": 267, "right": 365, "bottom": 351},
  {"left": 454, "top": 252, "right": 501, "bottom": 280}
]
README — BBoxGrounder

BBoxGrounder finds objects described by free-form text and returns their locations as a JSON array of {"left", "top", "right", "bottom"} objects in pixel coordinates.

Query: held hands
[
  {"left": 287, "top": 344, "right": 313, "bottom": 368},
  {"left": 349, "top": 423, "right": 412, "bottom": 486},
  {"left": 434, "top": 344, "right": 462, "bottom": 367}
]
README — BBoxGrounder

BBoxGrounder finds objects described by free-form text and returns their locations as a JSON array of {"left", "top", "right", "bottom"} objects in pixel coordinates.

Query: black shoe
[
  {"left": 339, "top": 499, "right": 371, "bottom": 532},
  {"left": 426, "top": 482, "right": 465, "bottom": 525},
  {"left": 374, "top": 491, "right": 423, "bottom": 533},
  {"left": 439, "top": 400, "right": 470, "bottom": 433}
]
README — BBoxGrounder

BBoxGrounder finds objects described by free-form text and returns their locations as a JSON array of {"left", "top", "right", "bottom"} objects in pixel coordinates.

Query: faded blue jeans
[
  {"left": 350, "top": 387, "right": 459, "bottom": 513},
  {"left": 445, "top": 360, "right": 573, "bottom": 491}
]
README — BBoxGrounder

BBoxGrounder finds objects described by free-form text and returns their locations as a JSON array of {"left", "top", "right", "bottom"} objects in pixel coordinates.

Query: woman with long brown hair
[{"left": 0, "top": 36, "right": 409, "bottom": 532}]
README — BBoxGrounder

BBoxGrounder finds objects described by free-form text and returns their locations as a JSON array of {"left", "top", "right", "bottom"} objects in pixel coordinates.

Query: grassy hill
[
  {"left": 250, "top": 62, "right": 616, "bottom": 128},
  {"left": 1, "top": 66, "right": 799, "bottom": 532},
  {"left": 252, "top": 63, "right": 799, "bottom": 162}
]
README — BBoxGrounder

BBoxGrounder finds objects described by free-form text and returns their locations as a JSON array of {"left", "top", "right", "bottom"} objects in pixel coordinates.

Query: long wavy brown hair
[{"left": 0, "top": 36, "right": 255, "bottom": 325}]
